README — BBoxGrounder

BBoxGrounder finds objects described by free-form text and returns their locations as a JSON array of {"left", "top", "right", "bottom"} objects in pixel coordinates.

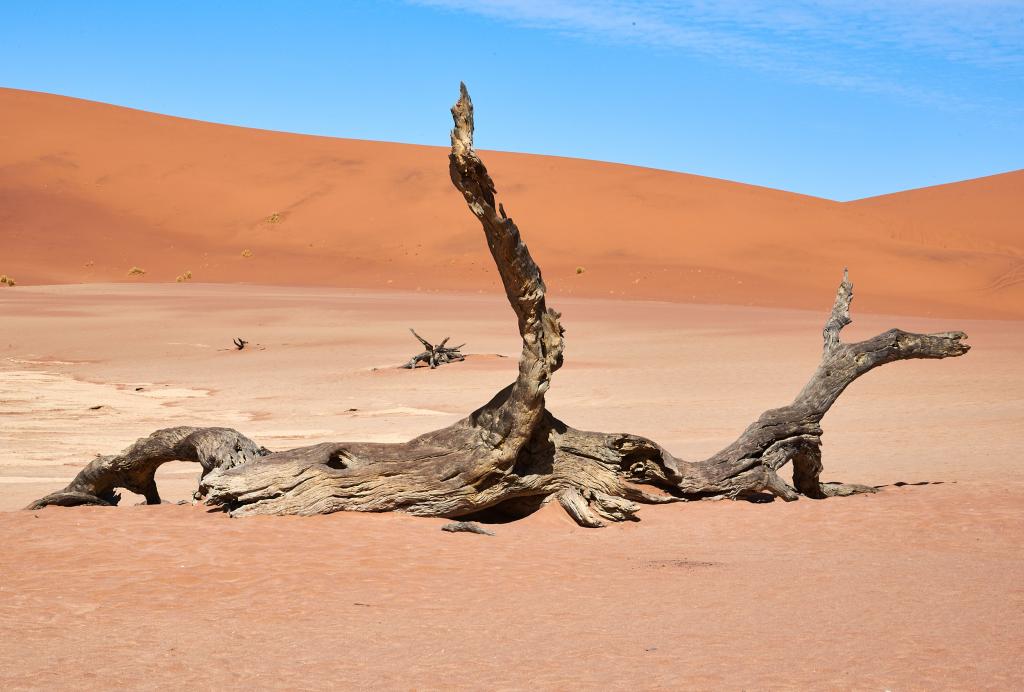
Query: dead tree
[
  {"left": 28, "top": 84, "right": 969, "bottom": 526},
  {"left": 403, "top": 329, "right": 466, "bottom": 369}
]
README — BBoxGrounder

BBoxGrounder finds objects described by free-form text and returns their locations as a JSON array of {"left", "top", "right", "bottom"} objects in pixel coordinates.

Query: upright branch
[
  {"left": 823, "top": 268, "right": 853, "bottom": 354},
  {"left": 448, "top": 82, "right": 565, "bottom": 456}
]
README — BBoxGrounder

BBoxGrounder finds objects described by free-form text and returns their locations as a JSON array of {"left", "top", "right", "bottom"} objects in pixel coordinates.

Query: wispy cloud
[{"left": 411, "top": 0, "right": 1024, "bottom": 110}]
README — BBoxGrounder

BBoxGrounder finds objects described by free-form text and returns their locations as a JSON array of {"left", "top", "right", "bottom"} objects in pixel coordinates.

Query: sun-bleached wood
[
  {"left": 26, "top": 427, "right": 267, "bottom": 509},
  {"left": 29, "top": 85, "right": 970, "bottom": 525},
  {"left": 403, "top": 329, "right": 466, "bottom": 368}
]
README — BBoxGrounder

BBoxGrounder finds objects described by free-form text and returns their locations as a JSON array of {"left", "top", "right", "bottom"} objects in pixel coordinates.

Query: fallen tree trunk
[{"left": 29, "top": 84, "right": 969, "bottom": 526}]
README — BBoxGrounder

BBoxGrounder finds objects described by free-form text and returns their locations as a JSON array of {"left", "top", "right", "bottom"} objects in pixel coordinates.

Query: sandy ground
[{"left": 1, "top": 284, "right": 1021, "bottom": 689}]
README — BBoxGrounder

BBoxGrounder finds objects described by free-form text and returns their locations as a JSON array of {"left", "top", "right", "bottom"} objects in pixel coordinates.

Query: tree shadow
[
  {"left": 745, "top": 480, "right": 951, "bottom": 502},
  {"left": 874, "top": 480, "right": 950, "bottom": 489}
]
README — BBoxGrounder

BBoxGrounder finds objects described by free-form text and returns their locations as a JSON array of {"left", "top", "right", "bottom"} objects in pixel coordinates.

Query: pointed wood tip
[
  {"left": 453, "top": 82, "right": 472, "bottom": 113},
  {"left": 450, "top": 82, "right": 475, "bottom": 156}
]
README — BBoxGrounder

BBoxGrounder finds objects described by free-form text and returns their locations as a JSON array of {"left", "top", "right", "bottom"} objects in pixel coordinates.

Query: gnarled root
[{"left": 27, "top": 427, "right": 268, "bottom": 509}]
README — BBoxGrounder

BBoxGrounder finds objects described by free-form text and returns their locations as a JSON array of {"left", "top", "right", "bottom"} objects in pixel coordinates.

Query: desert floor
[{"left": 1, "top": 284, "right": 1021, "bottom": 689}]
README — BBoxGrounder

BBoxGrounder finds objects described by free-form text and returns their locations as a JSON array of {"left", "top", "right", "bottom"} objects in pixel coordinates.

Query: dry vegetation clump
[
  {"left": 241, "top": 249, "right": 253, "bottom": 258},
  {"left": 402, "top": 329, "right": 466, "bottom": 369},
  {"left": 175, "top": 270, "right": 193, "bottom": 283},
  {"left": 265, "top": 213, "right": 282, "bottom": 224},
  {"left": 576, "top": 266, "right": 585, "bottom": 274},
  {"left": 127, "top": 266, "right": 146, "bottom": 276},
  {"left": 0, "top": 274, "right": 16, "bottom": 287}
]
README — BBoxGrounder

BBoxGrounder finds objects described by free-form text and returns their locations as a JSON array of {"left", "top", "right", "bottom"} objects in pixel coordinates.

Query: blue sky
[{"left": 2, "top": 0, "right": 1021, "bottom": 200}]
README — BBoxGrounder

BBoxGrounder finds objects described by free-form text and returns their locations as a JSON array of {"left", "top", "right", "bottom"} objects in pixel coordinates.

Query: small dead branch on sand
[
  {"left": 402, "top": 329, "right": 465, "bottom": 369},
  {"left": 441, "top": 521, "right": 494, "bottom": 536},
  {"left": 223, "top": 338, "right": 264, "bottom": 352}
]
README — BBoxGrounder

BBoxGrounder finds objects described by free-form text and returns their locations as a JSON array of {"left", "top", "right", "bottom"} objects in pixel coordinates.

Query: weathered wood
[
  {"left": 442, "top": 521, "right": 495, "bottom": 536},
  {"left": 27, "top": 427, "right": 269, "bottom": 509},
  {"left": 402, "top": 329, "right": 465, "bottom": 368},
  {"left": 29, "top": 84, "right": 970, "bottom": 526}
]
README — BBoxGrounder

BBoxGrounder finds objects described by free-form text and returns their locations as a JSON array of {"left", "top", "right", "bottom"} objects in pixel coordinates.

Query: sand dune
[{"left": 1, "top": 87, "right": 1021, "bottom": 318}]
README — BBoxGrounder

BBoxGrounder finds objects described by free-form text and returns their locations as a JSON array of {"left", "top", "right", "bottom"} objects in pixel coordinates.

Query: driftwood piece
[
  {"left": 402, "top": 329, "right": 466, "bottom": 369},
  {"left": 26, "top": 427, "right": 269, "bottom": 509},
  {"left": 441, "top": 521, "right": 495, "bottom": 536},
  {"left": 29, "top": 84, "right": 969, "bottom": 526}
]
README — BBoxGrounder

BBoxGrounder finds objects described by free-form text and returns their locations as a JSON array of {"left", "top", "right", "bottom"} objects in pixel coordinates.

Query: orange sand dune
[{"left": 1, "top": 87, "right": 1021, "bottom": 318}]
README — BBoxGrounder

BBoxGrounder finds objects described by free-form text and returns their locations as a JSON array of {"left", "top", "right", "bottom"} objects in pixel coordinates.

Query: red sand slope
[{"left": 1, "top": 87, "right": 1021, "bottom": 318}]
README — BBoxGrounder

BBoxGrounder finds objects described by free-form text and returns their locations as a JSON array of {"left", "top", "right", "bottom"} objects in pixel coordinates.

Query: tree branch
[
  {"left": 823, "top": 267, "right": 853, "bottom": 354},
  {"left": 27, "top": 427, "right": 268, "bottom": 509},
  {"left": 688, "top": 270, "right": 970, "bottom": 502},
  {"left": 448, "top": 82, "right": 564, "bottom": 461}
]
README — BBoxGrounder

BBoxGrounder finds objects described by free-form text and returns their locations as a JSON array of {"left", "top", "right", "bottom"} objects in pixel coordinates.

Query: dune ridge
[{"left": 1, "top": 87, "right": 1021, "bottom": 318}]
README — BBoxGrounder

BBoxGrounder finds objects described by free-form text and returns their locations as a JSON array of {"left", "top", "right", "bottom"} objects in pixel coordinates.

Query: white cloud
[{"left": 411, "top": 0, "right": 1024, "bottom": 109}]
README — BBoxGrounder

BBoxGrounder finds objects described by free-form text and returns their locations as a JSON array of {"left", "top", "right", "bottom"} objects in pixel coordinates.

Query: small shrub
[
  {"left": 266, "top": 213, "right": 282, "bottom": 224},
  {"left": 241, "top": 249, "right": 253, "bottom": 258},
  {"left": 128, "top": 266, "right": 146, "bottom": 276},
  {"left": 575, "top": 266, "right": 585, "bottom": 275},
  {"left": 175, "top": 270, "right": 193, "bottom": 283},
  {"left": 0, "top": 274, "right": 15, "bottom": 286}
]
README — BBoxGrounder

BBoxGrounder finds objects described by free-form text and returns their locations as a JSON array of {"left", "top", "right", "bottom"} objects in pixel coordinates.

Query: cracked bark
[{"left": 29, "top": 84, "right": 970, "bottom": 526}]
